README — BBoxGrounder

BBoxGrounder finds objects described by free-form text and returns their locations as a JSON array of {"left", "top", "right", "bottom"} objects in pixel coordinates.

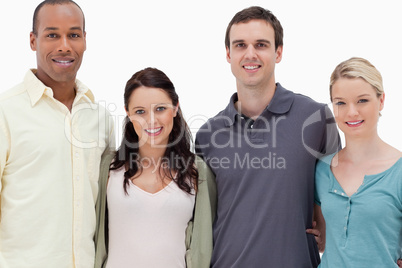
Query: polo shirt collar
[
  {"left": 25, "top": 69, "right": 95, "bottom": 107},
  {"left": 266, "top": 83, "right": 294, "bottom": 114},
  {"left": 222, "top": 83, "right": 294, "bottom": 127}
]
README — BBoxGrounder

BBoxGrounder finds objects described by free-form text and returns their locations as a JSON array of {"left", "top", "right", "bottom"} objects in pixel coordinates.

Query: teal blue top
[{"left": 315, "top": 154, "right": 402, "bottom": 268}]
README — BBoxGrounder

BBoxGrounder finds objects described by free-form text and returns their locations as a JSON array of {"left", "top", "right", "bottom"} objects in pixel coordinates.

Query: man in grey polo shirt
[{"left": 196, "top": 6, "right": 340, "bottom": 267}]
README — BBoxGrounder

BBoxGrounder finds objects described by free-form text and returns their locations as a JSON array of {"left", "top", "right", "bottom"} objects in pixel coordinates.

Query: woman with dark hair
[{"left": 94, "top": 68, "right": 216, "bottom": 268}]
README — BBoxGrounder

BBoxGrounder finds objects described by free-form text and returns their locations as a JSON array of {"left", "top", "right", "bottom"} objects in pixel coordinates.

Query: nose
[
  {"left": 347, "top": 104, "right": 359, "bottom": 117},
  {"left": 244, "top": 44, "right": 257, "bottom": 60},
  {"left": 57, "top": 35, "right": 72, "bottom": 52},
  {"left": 146, "top": 110, "right": 157, "bottom": 128}
]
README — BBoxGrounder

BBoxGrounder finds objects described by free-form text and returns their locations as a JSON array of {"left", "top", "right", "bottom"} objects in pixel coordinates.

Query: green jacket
[{"left": 94, "top": 154, "right": 216, "bottom": 268}]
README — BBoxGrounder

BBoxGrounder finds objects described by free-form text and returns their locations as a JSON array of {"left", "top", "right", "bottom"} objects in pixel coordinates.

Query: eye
[
  {"left": 358, "top": 99, "right": 369, "bottom": 103},
  {"left": 334, "top": 101, "right": 345, "bottom": 106},
  {"left": 70, "top": 33, "right": 80, "bottom": 38},
  {"left": 47, "top": 33, "right": 58, "bottom": 38},
  {"left": 256, "top": 43, "right": 267, "bottom": 48},
  {"left": 156, "top": 106, "right": 166, "bottom": 112},
  {"left": 235, "top": 43, "right": 246, "bottom": 48},
  {"left": 135, "top": 109, "right": 145, "bottom": 114}
]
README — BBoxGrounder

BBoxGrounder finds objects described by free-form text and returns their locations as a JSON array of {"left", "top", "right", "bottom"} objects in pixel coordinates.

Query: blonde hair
[{"left": 329, "top": 57, "right": 383, "bottom": 101}]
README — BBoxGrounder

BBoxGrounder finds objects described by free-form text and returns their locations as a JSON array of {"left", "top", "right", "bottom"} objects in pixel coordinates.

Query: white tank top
[{"left": 106, "top": 167, "right": 195, "bottom": 268}]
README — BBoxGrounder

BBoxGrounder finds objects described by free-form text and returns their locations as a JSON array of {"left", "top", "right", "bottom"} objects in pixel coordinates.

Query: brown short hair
[{"left": 225, "top": 6, "right": 283, "bottom": 51}]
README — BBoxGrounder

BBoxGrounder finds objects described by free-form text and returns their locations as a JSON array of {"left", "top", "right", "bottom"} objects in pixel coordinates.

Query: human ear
[
  {"left": 173, "top": 103, "right": 179, "bottom": 117},
  {"left": 124, "top": 106, "right": 131, "bottom": 118},
  {"left": 30, "top": 32, "right": 37, "bottom": 51},
  {"left": 275, "top": 45, "right": 283, "bottom": 63},
  {"left": 226, "top": 47, "right": 231, "bottom": 63},
  {"left": 379, "top": 92, "right": 385, "bottom": 111}
]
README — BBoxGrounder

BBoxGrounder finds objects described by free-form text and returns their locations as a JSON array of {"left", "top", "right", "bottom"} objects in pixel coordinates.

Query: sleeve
[
  {"left": 314, "top": 155, "right": 333, "bottom": 206},
  {"left": 314, "top": 161, "right": 322, "bottom": 206},
  {"left": 94, "top": 152, "right": 114, "bottom": 268},
  {"left": 185, "top": 156, "right": 217, "bottom": 268},
  {"left": 398, "top": 160, "right": 402, "bottom": 205},
  {"left": 103, "top": 108, "right": 116, "bottom": 158},
  {"left": 0, "top": 106, "right": 10, "bottom": 188},
  {"left": 320, "top": 105, "right": 342, "bottom": 156},
  {"left": 0, "top": 106, "right": 11, "bottom": 268}
]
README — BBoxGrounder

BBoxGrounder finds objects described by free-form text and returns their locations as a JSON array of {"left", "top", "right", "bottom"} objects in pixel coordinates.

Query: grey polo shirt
[{"left": 196, "top": 83, "right": 340, "bottom": 268}]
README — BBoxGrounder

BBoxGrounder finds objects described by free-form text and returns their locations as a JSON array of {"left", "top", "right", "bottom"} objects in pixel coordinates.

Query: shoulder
[
  {"left": 315, "top": 154, "right": 336, "bottom": 195},
  {"left": 94, "top": 101, "right": 113, "bottom": 118},
  {"left": 293, "top": 92, "right": 327, "bottom": 112},
  {"left": 393, "top": 156, "right": 402, "bottom": 171},
  {"left": 316, "top": 153, "right": 336, "bottom": 172},
  {"left": 0, "top": 82, "right": 26, "bottom": 104},
  {"left": 198, "top": 109, "right": 229, "bottom": 131},
  {"left": 276, "top": 84, "right": 328, "bottom": 117},
  {"left": 196, "top": 108, "right": 230, "bottom": 146}
]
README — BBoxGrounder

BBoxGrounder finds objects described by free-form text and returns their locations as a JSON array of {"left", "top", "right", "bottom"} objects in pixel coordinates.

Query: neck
[
  {"left": 35, "top": 72, "right": 77, "bottom": 111},
  {"left": 235, "top": 83, "right": 276, "bottom": 119},
  {"left": 138, "top": 145, "right": 167, "bottom": 166},
  {"left": 342, "top": 133, "right": 385, "bottom": 162},
  {"left": 51, "top": 82, "right": 76, "bottom": 111}
]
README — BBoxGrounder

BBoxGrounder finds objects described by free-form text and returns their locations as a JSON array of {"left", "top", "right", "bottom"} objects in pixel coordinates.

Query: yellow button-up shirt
[{"left": 0, "top": 70, "right": 115, "bottom": 268}]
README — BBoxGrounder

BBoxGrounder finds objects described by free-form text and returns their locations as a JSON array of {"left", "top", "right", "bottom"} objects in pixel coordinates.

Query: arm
[
  {"left": 0, "top": 107, "right": 10, "bottom": 267},
  {"left": 306, "top": 204, "right": 326, "bottom": 253},
  {"left": 0, "top": 107, "right": 11, "bottom": 218},
  {"left": 321, "top": 105, "right": 342, "bottom": 156},
  {"left": 186, "top": 156, "right": 217, "bottom": 268},
  {"left": 304, "top": 106, "right": 336, "bottom": 252},
  {"left": 94, "top": 152, "right": 114, "bottom": 268}
]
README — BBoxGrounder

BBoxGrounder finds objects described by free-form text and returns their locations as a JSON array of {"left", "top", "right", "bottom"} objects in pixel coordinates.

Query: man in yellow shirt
[{"left": 0, "top": 1, "right": 114, "bottom": 267}]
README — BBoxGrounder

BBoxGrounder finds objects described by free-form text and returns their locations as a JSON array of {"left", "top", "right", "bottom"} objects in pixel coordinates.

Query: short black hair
[{"left": 32, "top": 0, "right": 85, "bottom": 35}]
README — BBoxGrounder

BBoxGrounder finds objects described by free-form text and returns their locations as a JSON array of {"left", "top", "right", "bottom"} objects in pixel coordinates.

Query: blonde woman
[{"left": 313, "top": 57, "right": 402, "bottom": 267}]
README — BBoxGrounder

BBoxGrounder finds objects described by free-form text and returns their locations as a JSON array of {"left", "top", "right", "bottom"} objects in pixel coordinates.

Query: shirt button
[
  {"left": 76, "top": 176, "right": 80, "bottom": 181},
  {"left": 75, "top": 152, "right": 79, "bottom": 158},
  {"left": 334, "top": 190, "right": 337, "bottom": 193},
  {"left": 344, "top": 227, "right": 347, "bottom": 230}
]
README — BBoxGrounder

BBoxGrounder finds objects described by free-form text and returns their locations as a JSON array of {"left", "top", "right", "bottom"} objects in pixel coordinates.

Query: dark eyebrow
[
  {"left": 232, "top": 39, "right": 245, "bottom": 45},
  {"left": 70, "top": 26, "right": 83, "bottom": 31},
  {"left": 43, "top": 27, "right": 58, "bottom": 31},
  {"left": 232, "top": 39, "right": 271, "bottom": 45},
  {"left": 43, "top": 26, "right": 83, "bottom": 31},
  {"left": 256, "top": 39, "right": 271, "bottom": 44},
  {"left": 132, "top": 106, "right": 144, "bottom": 110}
]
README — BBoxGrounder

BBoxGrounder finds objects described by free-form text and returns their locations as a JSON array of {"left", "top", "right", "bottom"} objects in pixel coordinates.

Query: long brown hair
[{"left": 110, "top": 67, "right": 198, "bottom": 194}]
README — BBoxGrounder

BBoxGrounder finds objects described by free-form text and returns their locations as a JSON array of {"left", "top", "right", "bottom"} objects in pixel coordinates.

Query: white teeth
[
  {"left": 244, "top": 65, "right": 259, "bottom": 70},
  {"left": 54, "top": 60, "right": 73, "bottom": 63},
  {"left": 347, "top": 120, "right": 363, "bottom": 125},
  {"left": 145, "top": 127, "right": 162, "bottom": 134}
]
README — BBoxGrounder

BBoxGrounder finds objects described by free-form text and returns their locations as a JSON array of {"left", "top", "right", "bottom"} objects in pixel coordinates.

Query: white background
[{"left": 1, "top": 0, "right": 401, "bottom": 150}]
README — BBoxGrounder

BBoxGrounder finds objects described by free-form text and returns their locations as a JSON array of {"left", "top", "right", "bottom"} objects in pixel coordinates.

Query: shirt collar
[
  {"left": 25, "top": 69, "right": 95, "bottom": 107},
  {"left": 266, "top": 83, "right": 294, "bottom": 114},
  {"left": 222, "top": 83, "right": 294, "bottom": 127}
]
